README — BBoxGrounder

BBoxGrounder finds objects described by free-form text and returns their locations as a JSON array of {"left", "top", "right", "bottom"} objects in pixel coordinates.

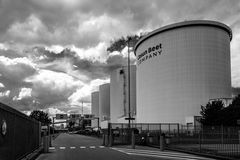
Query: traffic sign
[
  {"left": 84, "top": 114, "right": 94, "bottom": 119},
  {"left": 125, "top": 117, "right": 135, "bottom": 120},
  {"left": 70, "top": 114, "right": 81, "bottom": 119},
  {"left": 56, "top": 114, "right": 68, "bottom": 120}
]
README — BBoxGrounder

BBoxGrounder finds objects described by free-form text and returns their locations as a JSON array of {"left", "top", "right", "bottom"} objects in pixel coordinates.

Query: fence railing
[
  {"left": 0, "top": 102, "right": 41, "bottom": 160},
  {"left": 170, "top": 125, "right": 240, "bottom": 159},
  {"left": 105, "top": 123, "right": 240, "bottom": 159},
  {"left": 104, "top": 123, "right": 179, "bottom": 145}
]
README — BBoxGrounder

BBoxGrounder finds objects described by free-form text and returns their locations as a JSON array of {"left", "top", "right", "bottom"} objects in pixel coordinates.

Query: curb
[{"left": 20, "top": 146, "right": 43, "bottom": 160}]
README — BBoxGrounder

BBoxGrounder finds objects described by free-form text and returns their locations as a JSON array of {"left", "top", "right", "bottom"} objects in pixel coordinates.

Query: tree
[
  {"left": 30, "top": 110, "right": 51, "bottom": 125},
  {"left": 200, "top": 100, "right": 225, "bottom": 126},
  {"left": 200, "top": 95, "right": 240, "bottom": 126},
  {"left": 106, "top": 34, "right": 146, "bottom": 53},
  {"left": 222, "top": 95, "right": 240, "bottom": 126}
]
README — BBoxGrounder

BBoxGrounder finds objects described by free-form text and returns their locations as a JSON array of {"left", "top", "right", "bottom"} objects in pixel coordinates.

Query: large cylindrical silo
[
  {"left": 91, "top": 91, "right": 99, "bottom": 128},
  {"left": 99, "top": 83, "right": 110, "bottom": 128},
  {"left": 134, "top": 20, "right": 232, "bottom": 124},
  {"left": 110, "top": 65, "right": 136, "bottom": 123}
]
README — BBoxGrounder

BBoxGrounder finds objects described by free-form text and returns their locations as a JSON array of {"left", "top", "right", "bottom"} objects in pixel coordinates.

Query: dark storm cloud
[
  {"left": 35, "top": 46, "right": 132, "bottom": 81},
  {"left": 1, "top": 0, "right": 239, "bottom": 48},
  {"left": 1, "top": 0, "right": 240, "bottom": 112}
]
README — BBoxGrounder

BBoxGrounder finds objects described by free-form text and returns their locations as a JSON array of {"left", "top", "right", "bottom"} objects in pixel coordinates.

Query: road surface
[{"left": 36, "top": 133, "right": 215, "bottom": 160}]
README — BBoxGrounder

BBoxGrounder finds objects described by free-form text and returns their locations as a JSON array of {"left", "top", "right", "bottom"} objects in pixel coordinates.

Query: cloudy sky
[{"left": 0, "top": 0, "right": 240, "bottom": 116}]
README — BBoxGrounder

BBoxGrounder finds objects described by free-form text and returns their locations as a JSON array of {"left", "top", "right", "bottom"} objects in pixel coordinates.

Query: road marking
[
  {"left": 70, "top": 147, "right": 76, "bottom": 149},
  {"left": 49, "top": 147, "right": 55, "bottom": 150},
  {"left": 99, "top": 146, "right": 105, "bottom": 148},
  {"left": 111, "top": 148, "right": 216, "bottom": 160},
  {"left": 90, "top": 146, "right": 96, "bottom": 148},
  {"left": 80, "top": 146, "right": 86, "bottom": 149},
  {"left": 59, "top": 147, "right": 66, "bottom": 149}
]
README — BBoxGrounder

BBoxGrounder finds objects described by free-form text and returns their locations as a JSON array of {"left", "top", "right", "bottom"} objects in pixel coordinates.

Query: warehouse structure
[{"left": 134, "top": 20, "right": 232, "bottom": 124}]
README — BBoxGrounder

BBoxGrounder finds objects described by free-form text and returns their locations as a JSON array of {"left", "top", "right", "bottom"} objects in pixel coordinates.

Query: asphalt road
[{"left": 36, "top": 133, "right": 215, "bottom": 160}]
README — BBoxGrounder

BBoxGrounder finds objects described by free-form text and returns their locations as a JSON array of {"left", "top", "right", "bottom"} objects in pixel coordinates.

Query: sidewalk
[{"left": 111, "top": 145, "right": 216, "bottom": 160}]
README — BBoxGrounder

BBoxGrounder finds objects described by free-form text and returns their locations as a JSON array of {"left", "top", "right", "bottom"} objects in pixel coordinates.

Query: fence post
[
  {"left": 39, "top": 122, "right": 41, "bottom": 147},
  {"left": 221, "top": 125, "right": 224, "bottom": 145},
  {"left": 109, "top": 130, "right": 113, "bottom": 147},
  {"left": 131, "top": 129, "right": 135, "bottom": 149},
  {"left": 160, "top": 133, "right": 165, "bottom": 151},
  {"left": 199, "top": 126, "right": 202, "bottom": 152},
  {"left": 177, "top": 124, "right": 180, "bottom": 143},
  {"left": 48, "top": 125, "right": 52, "bottom": 147},
  {"left": 43, "top": 131, "right": 49, "bottom": 153},
  {"left": 121, "top": 124, "right": 124, "bottom": 144}
]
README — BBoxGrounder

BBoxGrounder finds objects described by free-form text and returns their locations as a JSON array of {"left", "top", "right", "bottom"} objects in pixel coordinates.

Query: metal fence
[
  {"left": 105, "top": 123, "right": 240, "bottom": 159},
  {"left": 0, "top": 102, "right": 41, "bottom": 160},
  {"left": 169, "top": 125, "right": 240, "bottom": 159},
  {"left": 106, "top": 123, "right": 179, "bottom": 145}
]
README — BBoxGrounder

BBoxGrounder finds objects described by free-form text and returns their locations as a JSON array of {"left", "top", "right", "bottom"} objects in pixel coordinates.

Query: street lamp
[
  {"left": 125, "top": 37, "right": 135, "bottom": 129},
  {"left": 128, "top": 37, "right": 131, "bottom": 129}
]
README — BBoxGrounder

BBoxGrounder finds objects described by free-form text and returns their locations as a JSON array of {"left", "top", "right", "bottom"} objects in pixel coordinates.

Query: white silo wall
[
  {"left": 135, "top": 20, "right": 232, "bottom": 124},
  {"left": 99, "top": 83, "right": 110, "bottom": 127},
  {"left": 110, "top": 65, "right": 136, "bottom": 123},
  {"left": 91, "top": 91, "right": 99, "bottom": 128}
]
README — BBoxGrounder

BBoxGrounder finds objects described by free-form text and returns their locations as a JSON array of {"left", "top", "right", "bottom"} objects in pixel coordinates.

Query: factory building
[
  {"left": 99, "top": 83, "right": 110, "bottom": 128},
  {"left": 134, "top": 20, "right": 232, "bottom": 124},
  {"left": 91, "top": 91, "right": 99, "bottom": 128},
  {"left": 110, "top": 65, "right": 136, "bottom": 123}
]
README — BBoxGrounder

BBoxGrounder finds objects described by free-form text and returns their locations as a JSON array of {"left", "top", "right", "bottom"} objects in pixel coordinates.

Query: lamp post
[{"left": 127, "top": 37, "right": 131, "bottom": 129}]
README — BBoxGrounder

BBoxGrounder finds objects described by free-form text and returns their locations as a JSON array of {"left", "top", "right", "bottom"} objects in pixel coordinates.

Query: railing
[
  {"left": 104, "top": 123, "right": 179, "bottom": 146},
  {"left": 105, "top": 123, "right": 240, "bottom": 159},
  {"left": 169, "top": 125, "right": 240, "bottom": 159},
  {"left": 0, "top": 102, "right": 41, "bottom": 160}
]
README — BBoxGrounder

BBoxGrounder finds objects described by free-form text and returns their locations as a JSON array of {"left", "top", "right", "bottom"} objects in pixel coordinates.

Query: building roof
[{"left": 134, "top": 20, "right": 232, "bottom": 54}]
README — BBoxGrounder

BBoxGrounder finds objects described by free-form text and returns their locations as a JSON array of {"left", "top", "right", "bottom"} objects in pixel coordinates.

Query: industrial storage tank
[
  {"left": 134, "top": 20, "right": 232, "bottom": 124},
  {"left": 91, "top": 91, "right": 99, "bottom": 128},
  {"left": 99, "top": 83, "right": 110, "bottom": 128},
  {"left": 110, "top": 65, "right": 136, "bottom": 123}
]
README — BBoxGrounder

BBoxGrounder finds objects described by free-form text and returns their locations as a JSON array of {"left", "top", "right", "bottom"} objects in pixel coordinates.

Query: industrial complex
[{"left": 91, "top": 20, "right": 233, "bottom": 128}]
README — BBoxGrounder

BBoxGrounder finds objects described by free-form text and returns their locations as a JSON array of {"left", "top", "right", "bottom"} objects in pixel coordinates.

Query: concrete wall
[{"left": 135, "top": 21, "right": 232, "bottom": 124}]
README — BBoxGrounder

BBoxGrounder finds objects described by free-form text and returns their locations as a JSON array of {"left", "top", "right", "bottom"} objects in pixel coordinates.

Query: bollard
[
  {"left": 160, "top": 133, "right": 165, "bottom": 151},
  {"left": 102, "top": 134, "right": 106, "bottom": 146},
  {"left": 131, "top": 129, "right": 135, "bottom": 149},
  {"left": 49, "top": 135, "right": 52, "bottom": 147},
  {"left": 109, "top": 131, "right": 113, "bottom": 147},
  {"left": 43, "top": 136, "right": 49, "bottom": 153}
]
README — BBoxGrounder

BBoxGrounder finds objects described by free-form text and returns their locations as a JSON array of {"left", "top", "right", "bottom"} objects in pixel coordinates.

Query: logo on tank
[{"left": 137, "top": 43, "right": 162, "bottom": 65}]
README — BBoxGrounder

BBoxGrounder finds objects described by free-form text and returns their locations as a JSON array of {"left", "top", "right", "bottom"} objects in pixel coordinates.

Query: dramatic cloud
[
  {"left": 26, "top": 69, "right": 84, "bottom": 105},
  {"left": 0, "top": 0, "right": 240, "bottom": 114}
]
